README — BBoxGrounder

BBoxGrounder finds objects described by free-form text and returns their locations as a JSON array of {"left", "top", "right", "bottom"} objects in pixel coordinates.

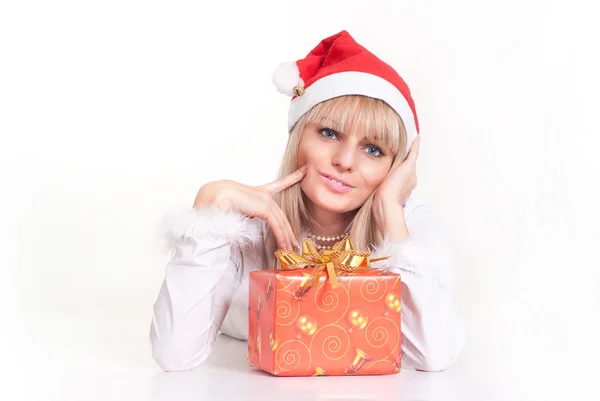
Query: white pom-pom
[{"left": 272, "top": 61, "right": 304, "bottom": 96}]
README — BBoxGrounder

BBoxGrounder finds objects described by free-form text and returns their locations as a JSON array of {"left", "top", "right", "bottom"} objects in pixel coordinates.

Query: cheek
[
  {"left": 297, "top": 136, "right": 328, "bottom": 166},
  {"left": 297, "top": 136, "right": 312, "bottom": 166},
  {"left": 296, "top": 144, "right": 308, "bottom": 166},
  {"left": 360, "top": 164, "right": 391, "bottom": 191}
]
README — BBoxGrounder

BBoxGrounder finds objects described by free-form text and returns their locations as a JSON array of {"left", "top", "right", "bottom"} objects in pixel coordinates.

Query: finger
[
  {"left": 265, "top": 209, "right": 289, "bottom": 250},
  {"left": 273, "top": 201, "right": 298, "bottom": 249},
  {"left": 261, "top": 164, "right": 308, "bottom": 196},
  {"left": 273, "top": 202, "right": 297, "bottom": 250},
  {"left": 268, "top": 203, "right": 290, "bottom": 250},
  {"left": 263, "top": 198, "right": 294, "bottom": 250},
  {"left": 407, "top": 136, "right": 420, "bottom": 163},
  {"left": 246, "top": 188, "right": 292, "bottom": 250}
]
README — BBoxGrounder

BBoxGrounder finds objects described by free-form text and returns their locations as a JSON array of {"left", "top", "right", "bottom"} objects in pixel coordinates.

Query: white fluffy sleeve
[
  {"left": 159, "top": 205, "right": 263, "bottom": 250},
  {"left": 149, "top": 206, "right": 262, "bottom": 371}
]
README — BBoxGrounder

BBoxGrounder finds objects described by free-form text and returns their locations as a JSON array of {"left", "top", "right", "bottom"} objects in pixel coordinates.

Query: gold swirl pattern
[
  {"left": 362, "top": 359, "right": 396, "bottom": 374},
  {"left": 280, "top": 278, "right": 293, "bottom": 290},
  {"left": 365, "top": 317, "right": 400, "bottom": 360},
  {"left": 275, "top": 340, "right": 311, "bottom": 374},
  {"left": 280, "top": 271, "right": 312, "bottom": 291},
  {"left": 276, "top": 291, "right": 300, "bottom": 326},
  {"left": 314, "top": 282, "right": 350, "bottom": 324},
  {"left": 310, "top": 324, "right": 350, "bottom": 361},
  {"left": 360, "top": 277, "right": 388, "bottom": 302}
]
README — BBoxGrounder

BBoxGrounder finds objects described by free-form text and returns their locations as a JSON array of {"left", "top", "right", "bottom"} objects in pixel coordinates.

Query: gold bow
[{"left": 274, "top": 237, "right": 388, "bottom": 289}]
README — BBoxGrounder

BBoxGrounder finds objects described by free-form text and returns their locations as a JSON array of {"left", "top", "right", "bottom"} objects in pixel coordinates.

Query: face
[{"left": 297, "top": 122, "right": 395, "bottom": 214}]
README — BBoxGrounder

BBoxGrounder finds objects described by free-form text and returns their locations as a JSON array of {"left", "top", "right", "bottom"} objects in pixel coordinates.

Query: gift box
[{"left": 247, "top": 238, "right": 402, "bottom": 376}]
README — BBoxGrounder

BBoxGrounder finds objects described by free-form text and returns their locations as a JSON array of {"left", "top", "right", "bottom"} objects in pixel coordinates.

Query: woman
[{"left": 150, "top": 30, "right": 465, "bottom": 373}]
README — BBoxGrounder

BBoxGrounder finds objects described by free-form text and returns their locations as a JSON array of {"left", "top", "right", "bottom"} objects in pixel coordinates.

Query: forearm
[
  {"left": 372, "top": 198, "right": 409, "bottom": 241},
  {"left": 150, "top": 206, "right": 261, "bottom": 371},
  {"left": 371, "top": 199, "right": 465, "bottom": 371},
  {"left": 150, "top": 238, "right": 236, "bottom": 371}
]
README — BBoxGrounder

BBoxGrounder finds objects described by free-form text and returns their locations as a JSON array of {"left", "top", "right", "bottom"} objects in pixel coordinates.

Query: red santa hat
[{"left": 272, "top": 30, "right": 420, "bottom": 156}]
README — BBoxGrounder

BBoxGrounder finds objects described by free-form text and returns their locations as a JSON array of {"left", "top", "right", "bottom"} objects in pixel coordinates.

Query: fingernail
[{"left": 300, "top": 164, "right": 308, "bottom": 171}]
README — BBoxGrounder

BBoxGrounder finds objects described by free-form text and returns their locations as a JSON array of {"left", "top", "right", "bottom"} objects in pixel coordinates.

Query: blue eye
[
  {"left": 319, "top": 128, "right": 337, "bottom": 140},
  {"left": 366, "top": 145, "right": 384, "bottom": 157}
]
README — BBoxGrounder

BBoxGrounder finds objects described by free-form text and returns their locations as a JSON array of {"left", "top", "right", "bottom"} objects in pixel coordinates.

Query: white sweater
[{"left": 149, "top": 195, "right": 465, "bottom": 372}]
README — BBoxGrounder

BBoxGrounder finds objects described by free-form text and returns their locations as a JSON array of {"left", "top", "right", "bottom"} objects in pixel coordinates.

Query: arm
[
  {"left": 149, "top": 205, "right": 262, "bottom": 372},
  {"left": 372, "top": 201, "right": 465, "bottom": 372}
]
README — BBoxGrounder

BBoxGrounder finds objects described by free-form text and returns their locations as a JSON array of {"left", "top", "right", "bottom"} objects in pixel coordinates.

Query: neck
[{"left": 305, "top": 200, "right": 355, "bottom": 238}]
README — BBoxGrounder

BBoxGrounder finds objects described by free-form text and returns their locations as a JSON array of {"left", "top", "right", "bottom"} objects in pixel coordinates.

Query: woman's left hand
[{"left": 372, "top": 136, "right": 420, "bottom": 239}]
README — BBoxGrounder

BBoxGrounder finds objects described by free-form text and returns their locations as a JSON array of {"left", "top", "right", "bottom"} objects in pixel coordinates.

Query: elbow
[
  {"left": 152, "top": 345, "right": 193, "bottom": 372},
  {"left": 152, "top": 351, "right": 184, "bottom": 372},
  {"left": 409, "top": 325, "right": 466, "bottom": 372},
  {"left": 149, "top": 324, "right": 212, "bottom": 372},
  {"left": 413, "top": 350, "right": 460, "bottom": 372},
  {"left": 151, "top": 341, "right": 213, "bottom": 372}
]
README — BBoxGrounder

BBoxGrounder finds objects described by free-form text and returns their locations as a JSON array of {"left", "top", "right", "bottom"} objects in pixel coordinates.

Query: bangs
[{"left": 300, "top": 95, "right": 405, "bottom": 157}]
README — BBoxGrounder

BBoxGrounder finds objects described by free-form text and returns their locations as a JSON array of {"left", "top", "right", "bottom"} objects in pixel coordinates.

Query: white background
[{"left": 2, "top": 1, "right": 599, "bottom": 400}]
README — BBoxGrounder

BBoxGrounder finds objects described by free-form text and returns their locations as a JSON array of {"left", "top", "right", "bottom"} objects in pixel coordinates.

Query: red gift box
[{"left": 247, "top": 238, "right": 402, "bottom": 376}]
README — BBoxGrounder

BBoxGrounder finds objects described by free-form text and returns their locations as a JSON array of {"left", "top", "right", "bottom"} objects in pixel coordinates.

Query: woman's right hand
[{"left": 193, "top": 164, "right": 308, "bottom": 251}]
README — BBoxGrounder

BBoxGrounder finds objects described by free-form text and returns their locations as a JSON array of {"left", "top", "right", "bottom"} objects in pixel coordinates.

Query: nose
[{"left": 332, "top": 142, "right": 356, "bottom": 172}]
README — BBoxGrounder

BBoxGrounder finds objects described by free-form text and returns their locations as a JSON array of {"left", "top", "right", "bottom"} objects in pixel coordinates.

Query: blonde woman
[{"left": 150, "top": 31, "right": 465, "bottom": 373}]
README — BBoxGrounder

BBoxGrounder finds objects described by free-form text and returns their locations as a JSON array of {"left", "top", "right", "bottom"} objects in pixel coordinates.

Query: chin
[{"left": 316, "top": 201, "right": 354, "bottom": 214}]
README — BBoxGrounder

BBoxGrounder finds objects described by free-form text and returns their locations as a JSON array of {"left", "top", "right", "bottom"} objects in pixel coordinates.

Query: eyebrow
[
  {"left": 319, "top": 119, "right": 342, "bottom": 130},
  {"left": 364, "top": 135, "right": 383, "bottom": 141},
  {"left": 363, "top": 133, "right": 387, "bottom": 144}
]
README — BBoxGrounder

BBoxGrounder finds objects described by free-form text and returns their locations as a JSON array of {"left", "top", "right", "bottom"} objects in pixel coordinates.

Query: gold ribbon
[{"left": 274, "top": 237, "right": 388, "bottom": 289}]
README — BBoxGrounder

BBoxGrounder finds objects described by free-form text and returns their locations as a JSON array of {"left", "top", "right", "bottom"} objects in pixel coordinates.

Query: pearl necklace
[{"left": 306, "top": 230, "right": 350, "bottom": 250}]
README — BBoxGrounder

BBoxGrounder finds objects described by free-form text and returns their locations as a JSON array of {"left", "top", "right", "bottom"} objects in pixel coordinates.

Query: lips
[
  {"left": 320, "top": 173, "right": 353, "bottom": 188},
  {"left": 319, "top": 173, "right": 353, "bottom": 194}
]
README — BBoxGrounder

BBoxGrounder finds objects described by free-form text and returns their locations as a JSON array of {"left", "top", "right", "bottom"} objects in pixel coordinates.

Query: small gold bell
[{"left": 293, "top": 86, "right": 305, "bottom": 96}]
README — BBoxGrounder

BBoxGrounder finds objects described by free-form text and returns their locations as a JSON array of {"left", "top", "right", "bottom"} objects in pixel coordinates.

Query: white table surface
[{"left": 5, "top": 301, "right": 596, "bottom": 401}]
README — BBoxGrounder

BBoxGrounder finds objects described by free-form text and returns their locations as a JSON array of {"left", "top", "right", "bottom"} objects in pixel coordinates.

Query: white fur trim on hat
[
  {"left": 288, "top": 71, "right": 418, "bottom": 157},
  {"left": 272, "top": 61, "right": 305, "bottom": 96}
]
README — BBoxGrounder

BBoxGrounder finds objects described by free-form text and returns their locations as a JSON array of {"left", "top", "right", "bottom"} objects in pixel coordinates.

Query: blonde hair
[{"left": 265, "top": 95, "right": 408, "bottom": 269}]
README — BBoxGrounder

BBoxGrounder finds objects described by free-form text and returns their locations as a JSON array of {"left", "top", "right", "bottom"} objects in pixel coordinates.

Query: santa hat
[{"left": 272, "top": 30, "right": 419, "bottom": 156}]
